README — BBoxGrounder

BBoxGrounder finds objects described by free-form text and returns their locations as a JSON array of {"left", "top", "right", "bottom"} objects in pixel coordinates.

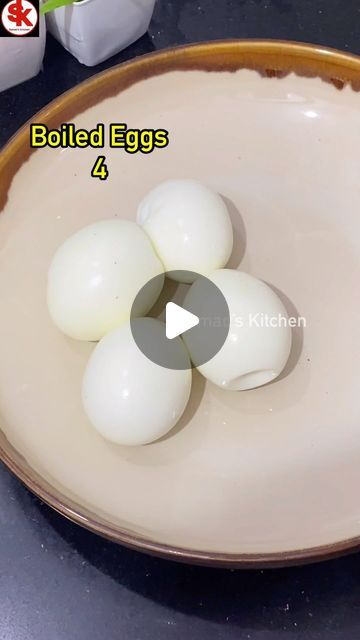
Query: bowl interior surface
[{"left": 1, "top": 42, "right": 360, "bottom": 565}]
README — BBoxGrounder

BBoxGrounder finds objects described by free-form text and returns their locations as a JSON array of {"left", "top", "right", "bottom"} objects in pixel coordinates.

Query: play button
[
  {"left": 165, "top": 302, "right": 199, "bottom": 339},
  {"left": 130, "top": 270, "right": 230, "bottom": 370}
]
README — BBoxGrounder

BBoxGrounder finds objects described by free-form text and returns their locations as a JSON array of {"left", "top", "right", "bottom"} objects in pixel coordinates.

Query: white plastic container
[
  {"left": 46, "top": 0, "right": 156, "bottom": 67},
  {"left": 0, "top": 15, "right": 46, "bottom": 92}
]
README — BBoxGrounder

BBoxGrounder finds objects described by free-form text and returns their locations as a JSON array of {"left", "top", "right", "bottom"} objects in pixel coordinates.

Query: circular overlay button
[{"left": 130, "top": 270, "right": 230, "bottom": 370}]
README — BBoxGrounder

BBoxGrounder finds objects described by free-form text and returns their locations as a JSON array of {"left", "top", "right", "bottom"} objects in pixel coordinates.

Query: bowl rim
[{"left": 1, "top": 39, "right": 360, "bottom": 568}]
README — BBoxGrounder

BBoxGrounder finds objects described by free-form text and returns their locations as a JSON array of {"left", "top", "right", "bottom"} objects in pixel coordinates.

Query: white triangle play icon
[{"left": 165, "top": 302, "right": 199, "bottom": 340}]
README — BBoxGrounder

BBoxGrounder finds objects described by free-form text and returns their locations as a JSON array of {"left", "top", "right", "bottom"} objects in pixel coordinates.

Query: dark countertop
[{"left": 1, "top": 2, "right": 360, "bottom": 639}]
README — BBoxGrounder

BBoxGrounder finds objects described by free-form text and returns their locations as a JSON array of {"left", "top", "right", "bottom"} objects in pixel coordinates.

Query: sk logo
[{"left": 1, "top": 0, "right": 39, "bottom": 36}]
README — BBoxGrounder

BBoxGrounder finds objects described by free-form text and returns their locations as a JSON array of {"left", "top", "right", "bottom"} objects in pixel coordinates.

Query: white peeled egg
[
  {"left": 183, "top": 269, "right": 292, "bottom": 390},
  {"left": 47, "top": 219, "right": 164, "bottom": 341},
  {"left": 82, "top": 318, "right": 192, "bottom": 446},
  {"left": 137, "top": 179, "right": 233, "bottom": 283}
]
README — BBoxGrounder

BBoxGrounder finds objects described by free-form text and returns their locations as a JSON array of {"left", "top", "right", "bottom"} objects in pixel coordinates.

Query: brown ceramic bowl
[{"left": 1, "top": 41, "right": 360, "bottom": 567}]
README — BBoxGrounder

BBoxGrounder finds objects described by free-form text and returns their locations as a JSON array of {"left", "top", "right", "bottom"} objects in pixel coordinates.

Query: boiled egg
[
  {"left": 183, "top": 269, "right": 292, "bottom": 390},
  {"left": 82, "top": 318, "right": 192, "bottom": 445},
  {"left": 47, "top": 219, "right": 164, "bottom": 341},
  {"left": 137, "top": 179, "right": 233, "bottom": 283}
]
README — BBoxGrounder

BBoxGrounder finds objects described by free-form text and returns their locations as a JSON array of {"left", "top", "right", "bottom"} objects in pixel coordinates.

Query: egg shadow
[
  {"left": 220, "top": 195, "right": 247, "bottom": 269},
  {"left": 265, "top": 283, "right": 304, "bottom": 381},
  {"left": 156, "top": 369, "right": 206, "bottom": 443},
  {"left": 148, "top": 277, "right": 190, "bottom": 322}
]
